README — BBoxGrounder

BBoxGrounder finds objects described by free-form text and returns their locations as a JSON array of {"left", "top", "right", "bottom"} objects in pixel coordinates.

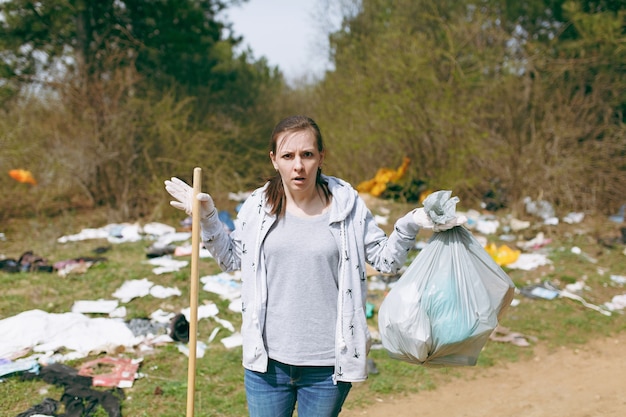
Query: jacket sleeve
[
  {"left": 199, "top": 199, "right": 255, "bottom": 273},
  {"left": 364, "top": 207, "right": 420, "bottom": 275}
]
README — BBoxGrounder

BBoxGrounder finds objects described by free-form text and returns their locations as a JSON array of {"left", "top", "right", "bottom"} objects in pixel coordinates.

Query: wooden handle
[{"left": 186, "top": 167, "right": 202, "bottom": 416}]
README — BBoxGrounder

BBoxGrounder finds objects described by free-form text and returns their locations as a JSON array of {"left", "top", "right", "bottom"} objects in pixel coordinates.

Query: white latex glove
[
  {"left": 164, "top": 177, "right": 216, "bottom": 220},
  {"left": 413, "top": 207, "right": 467, "bottom": 232}
]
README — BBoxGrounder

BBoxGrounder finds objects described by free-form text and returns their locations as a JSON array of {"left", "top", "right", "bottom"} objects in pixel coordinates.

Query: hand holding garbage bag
[
  {"left": 165, "top": 177, "right": 217, "bottom": 221},
  {"left": 378, "top": 190, "right": 515, "bottom": 367},
  {"left": 413, "top": 208, "right": 467, "bottom": 232},
  {"left": 413, "top": 190, "right": 468, "bottom": 232}
]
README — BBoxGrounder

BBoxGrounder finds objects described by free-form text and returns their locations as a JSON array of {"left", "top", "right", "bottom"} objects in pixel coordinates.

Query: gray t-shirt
[{"left": 263, "top": 210, "right": 340, "bottom": 366}]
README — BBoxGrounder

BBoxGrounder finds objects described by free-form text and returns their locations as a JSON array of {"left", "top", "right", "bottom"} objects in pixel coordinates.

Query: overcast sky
[{"left": 221, "top": 0, "right": 342, "bottom": 84}]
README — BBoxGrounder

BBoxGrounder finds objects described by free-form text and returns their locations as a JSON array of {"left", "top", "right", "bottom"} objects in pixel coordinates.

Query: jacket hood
[
  {"left": 254, "top": 175, "right": 357, "bottom": 222},
  {"left": 324, "top": 175, "right": 358, "bottom": 223}
]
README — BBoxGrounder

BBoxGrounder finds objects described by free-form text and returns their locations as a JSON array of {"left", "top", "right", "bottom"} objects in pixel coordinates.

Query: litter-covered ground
[{"left": 1, "top": 192, "right": 625, "bottom": 416}]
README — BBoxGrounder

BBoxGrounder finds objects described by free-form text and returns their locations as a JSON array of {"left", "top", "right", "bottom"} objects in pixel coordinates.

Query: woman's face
[{"left": 270, "top": 129, "right": 324, "bottom": 198}]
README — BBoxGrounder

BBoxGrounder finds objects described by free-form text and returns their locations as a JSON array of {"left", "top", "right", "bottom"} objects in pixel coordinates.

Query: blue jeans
[{"left": 244, "top": 359, "right": 352, "bottom": 417}]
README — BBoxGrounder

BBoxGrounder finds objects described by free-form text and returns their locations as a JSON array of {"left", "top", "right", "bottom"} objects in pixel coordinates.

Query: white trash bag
[{"left": 378, "top": 191, "right": 515, "bottom": 367}]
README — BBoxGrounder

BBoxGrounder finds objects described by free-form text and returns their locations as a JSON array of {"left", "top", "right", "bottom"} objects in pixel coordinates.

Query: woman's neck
[{"left": 285, "top": 188, "right": 330, "bottom": 217}]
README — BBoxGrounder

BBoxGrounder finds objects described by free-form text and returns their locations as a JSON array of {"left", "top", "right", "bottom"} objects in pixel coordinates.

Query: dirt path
[{"left": 342, "top": 332, "right": 626, "bottom": 417}]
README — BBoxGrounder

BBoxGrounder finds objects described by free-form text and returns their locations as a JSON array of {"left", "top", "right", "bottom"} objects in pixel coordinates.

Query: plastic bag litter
[{"left": 378, "top": 191, "right": 516, "bottom": 367}]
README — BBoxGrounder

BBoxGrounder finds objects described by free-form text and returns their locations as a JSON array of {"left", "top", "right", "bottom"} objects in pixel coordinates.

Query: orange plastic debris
[
  {"left": 357, "top": 157, "right": 410, "bottom": 197},
  {"left": 9, "top": 169, "right": 37, "bottom": 185},
  {"left": 419, "top": 189, "right": 434, "bottom": 204}
]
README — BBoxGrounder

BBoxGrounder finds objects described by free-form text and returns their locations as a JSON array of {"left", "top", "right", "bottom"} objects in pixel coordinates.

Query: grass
[{"left": 1, "top": 206, "right": 625, "bottom": 416}]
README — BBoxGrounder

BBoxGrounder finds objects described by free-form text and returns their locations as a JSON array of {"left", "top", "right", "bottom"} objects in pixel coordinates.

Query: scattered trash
[
  {"left": 604, "top": 294, "right": 626, "bottom": 311},
  {"left": 214, "top": 316, "right": 235, "bottom": 332},
  {"left": 571, "top": 246, "right": 598, "bottom": 264},
  {"left": 221, "top": 332, "right": 243, "bottom": 349},
  {"left": 508, "top": 217, "right": 530, "bottom": 232},
  {"left": 4, "top": 191, "right": 626, "bottom": 417},
  {"left": 71, "top": 299, "right": 120, "bottom": 315},
  {"left": 126, "top": 318, "right": 168, "bottom": 337},
  {"left": 228, "top": 190, "right": 252, "bottom": 203},
  {"left": 489, "top": 325, "right": 535, "bottom": 347},
  {"left": 382, "top": 179, "right": 431, "bottom": 203},
  {"left": 610, "top": 275, "right": 626, "bottom": 285},
  {"left": 218, "top": 210, "right": 236, "bottom": 232},
  {"left": 519, "top": 282, "right": 560, "bottom": 300},
  {"left": 0, "top": 357, "right": 39, "bottom": 378},
  {"left": 78, "top": 357, "right": 141, "bottom": 388},
  {"left": 208, "top": 327, "right": 221, "bottom": 343},
  {"left": 0, "top": 309, "right": 139, "bottom": 361},
  {"left": 485, "top": 243, "right": 520, "bottom": 266},
  {"left": 181, "top": 303, "right": 219, "bottom": 321},
  {"left": 498, "top": 234, "right": 516, "bottom": 242},
  {"left": 9, "top": 168, "right": 37, "bottom": 185},
  {"left": 112, "top": 278, "right": 155, "bottom": 303},
  {"left": 55, "top": 256, "right": 107, "bottom": 277},
  {"left": 92, "top": 245, "right": 111, "bottom": 254},
  {"left": 523, "top": 196, "right": 554, "bottom": 220},
  {"left": 516, "top": 232, "right": 551, "bottom": 251},
  {"left": 367, "top": 273, "right": 398, "bottom": 291},
  {"left": 609, "top": 204, "right": 625, "bottom": 223},
  {"left": 559, "top": 290, "right": 612, "bottom": 316},
  {"left": 144, "top": 255, "right": 188, "bottom": 274},
  {"left": 0, "top": 251, "right": 55, "bottom": 273},
  {"left": 523, "top": 196, "right": 557, "bottom": 224},
  {"left": 520, "top": 281, "right": 612, "bottom": 316},
  {"left": 462, "top": 209, "right": 481, "bottom": 230},
  {"left": 142, "top": 222, "right": 176, "bottom": 237},
  {"left": 505, "top": 253, "right": 552, "bottom": 271},
  {"left": 367, "top": 358, "right": 379, "bottom": 374},
  {"left": 150, "top": 284, "right": 182, "bottom": 299},
  {"left": 481, "top": 179, "right": 508, "bottom": 212},
  {"left": 19, "top": 363, "right": 123, "bottom": 417},
  {"left": 563, "top": 212, "right": 585, "bottom": 224},
  {"left": 201, "top": 271, "right": 242, "bottom": 300},
  {"left": 146, "top": 244, "right": 176, "bottom": 258},
  {"left": 169, "top": 313, "right": 189, "bottom": 343},
  {"left": 171, "top": 243, "right": 213, "bottom": 257},
  {"left": 475, "top": 218, "right": 500, "bottom": 235},
  {"left": 57, "top": 222, "right": 180, "bottom": 244},
  {"left": 374, "top": 214, "right": 388, "bottom": 225},
  {"left": 564, "top": 280, "right": 588, "bottom": 293},
  {"left": 228, "top": 297, "right": 242, "bottom": 313},
  {"left": 177, "top": 341, "right": 207, "bottom": 358},
  {"left": 150, "top": 309, "right": 175, "bottom": 324},
  {"left": 357, "top": 157, "right": 411, "bottom": 197}
]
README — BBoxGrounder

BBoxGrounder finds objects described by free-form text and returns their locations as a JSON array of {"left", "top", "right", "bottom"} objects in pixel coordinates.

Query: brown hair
[{"left": 265, "top": 115, "right": 331, "bottom": 217}]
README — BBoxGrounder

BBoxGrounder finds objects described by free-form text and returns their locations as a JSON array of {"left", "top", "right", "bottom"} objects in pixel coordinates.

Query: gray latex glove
[{"left": 164, "top": 177, "right": 216, "bottom": 220}]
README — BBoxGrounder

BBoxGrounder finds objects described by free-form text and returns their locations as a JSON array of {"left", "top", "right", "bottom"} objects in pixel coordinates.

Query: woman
[{"left": 165, "top": 115, "right": 460, "bottom": 416}]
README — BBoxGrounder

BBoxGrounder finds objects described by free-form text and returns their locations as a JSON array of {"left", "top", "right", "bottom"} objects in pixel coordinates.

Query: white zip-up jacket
[{"left": 201, "top": 175, "right": 420, "bottom": 382}]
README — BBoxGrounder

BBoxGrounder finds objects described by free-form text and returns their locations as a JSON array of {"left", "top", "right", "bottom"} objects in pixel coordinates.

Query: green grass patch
[{"left": 1, "top": 210, "right": 625, "bottom": 415}]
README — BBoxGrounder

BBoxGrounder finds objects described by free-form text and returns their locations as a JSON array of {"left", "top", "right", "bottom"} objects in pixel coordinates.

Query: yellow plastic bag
[{"left": 485, "top": 243, "right": 520, "bottom": 266}]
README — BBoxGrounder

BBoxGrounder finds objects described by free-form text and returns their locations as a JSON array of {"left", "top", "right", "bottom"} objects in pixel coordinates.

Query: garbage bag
[{"left": 378, "top": 192, "right": 515, "bottom": 367}]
